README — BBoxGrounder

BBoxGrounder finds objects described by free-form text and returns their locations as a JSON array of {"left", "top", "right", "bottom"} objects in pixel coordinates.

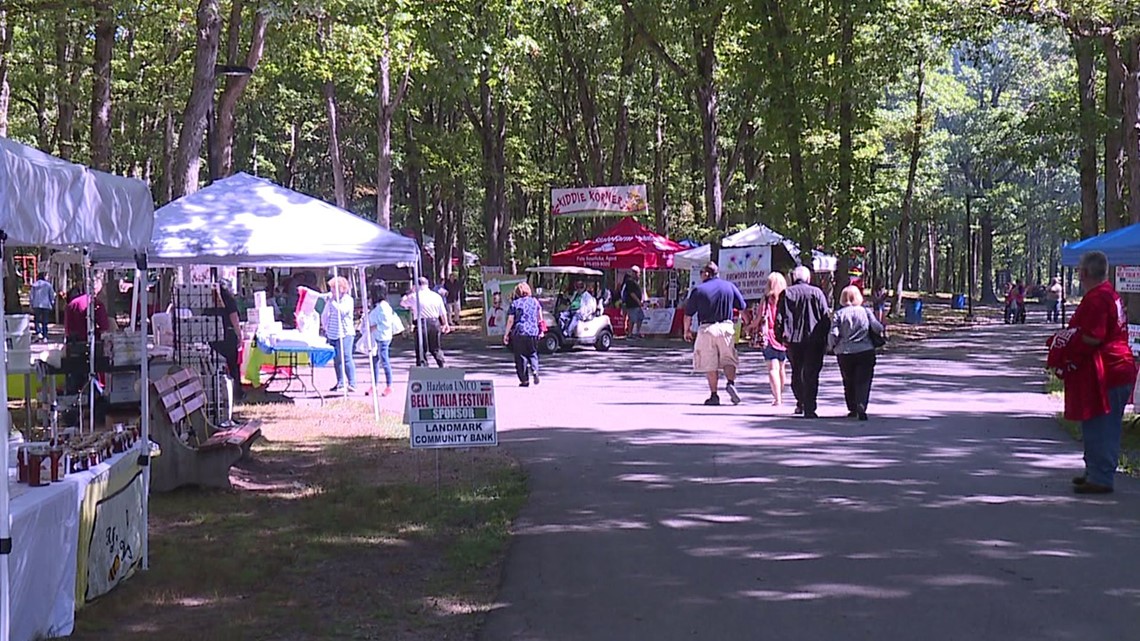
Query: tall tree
[
  {"left": 215, "top": 0, "right": 268, "bottom": 177},
  {"left": 1105, "top": 34, "right": 1125, "bottom": 230},
  {"left": 173, "top": 0, "right": 222, "bottom": 198},
  {"left": 90, "top": 0, "right": 115, "bottom": 170},
  {"left": 1074, "top": 35, "right": 1099, "bottom": 238},
  {"left": 0, "top": 8, "right": 10, "bottom": 137},
  {"left": 377, "top": 16, "right": 410, "bottom": 229}
]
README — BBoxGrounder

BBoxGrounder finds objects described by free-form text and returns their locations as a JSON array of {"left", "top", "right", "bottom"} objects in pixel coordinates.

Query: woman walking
[
  {"left": 366, "top": 281, "right": 398, "bottom": 397},
  {"left": 829, "top": 285, "right": 883, "bottom": 421},
  {"left": 322, "top": 276, "right": 357, "bottom": 392},
  {"left": 756, "top": 272, "right": 789, "bottom": 406},
  {"left": 502, "top": 282, "right": 543, "bottom": 387}
]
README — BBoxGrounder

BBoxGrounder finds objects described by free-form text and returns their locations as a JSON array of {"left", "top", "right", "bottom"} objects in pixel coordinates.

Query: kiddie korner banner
[
  {"left": 720, "top": 246, "right": 773, "bottom": 300},
  {"left": 551, "top": 185, "right": 649, "bottom": 218}
]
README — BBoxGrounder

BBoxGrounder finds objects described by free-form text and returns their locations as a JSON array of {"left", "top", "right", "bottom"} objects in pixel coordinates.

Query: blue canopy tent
[{"left": 1060, "top": 222, "right": 1140, "bottom": 266}]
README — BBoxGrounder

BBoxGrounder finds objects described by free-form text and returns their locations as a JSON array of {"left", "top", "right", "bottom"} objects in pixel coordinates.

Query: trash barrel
[
  {"left": 904, "top": 299, "right": 924, "bottom": 324},
  {"left": 951, "top": 294, "right": 966, "bottom": 310}
]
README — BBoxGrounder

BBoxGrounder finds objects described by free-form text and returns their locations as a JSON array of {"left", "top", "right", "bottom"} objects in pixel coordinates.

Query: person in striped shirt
[{"left": 322, "top": 276, "right": 357, "bottom": 392}]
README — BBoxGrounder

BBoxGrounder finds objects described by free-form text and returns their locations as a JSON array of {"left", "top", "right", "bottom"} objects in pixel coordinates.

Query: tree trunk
[
  {"left": 0, "top": 8, "right": 10, "bottom": 137},
  {"left": 53, "top": 19, "right": 77, "bottom": 160},
  {"left": 1075, "top": 36, "right": 1100, "bottom": 238},
  {"left": 610, "top": 19, "right": 634, "bottom": 185},
  {"left": 319, "top": 19, "right": 347, "bottom": 209},
  {"left": 89, "top": 0, "right": 115, "bottom": 171},
  {"left": 405, "top": 114, "right": 423, "bottom": 232},
  {"left": 694, "top": 27, "right": 723, "bottom": 231},
  {"left": 279, "top": 120, "right": 299, "bottom": 189},
  {"left": 376, "top": 21, "right": 409, "bottom": 230},
  {"left": 652, "top": 63, "right": 667, "bottom": 234},
  {"left": 893, "top": 54, "right": 925, "bottom": 315},
  {"left": 159, "top": 109, "right": 175, "bottom": 204},
  {"left": 1105, "top": 35, "right": 1126, "bottom": 231},
  {"left": 1124, "top": 37, "right": 1140, "bottom": 224},
  {"left": 927, "top": 220, "right": 937, "bottom": 293},
  {"left": 215, "top": 2, "right": 267, "bottom": 177},
  {"left": 172, "top": 0, "right": 222, "bottom": 199},
  {"left": 835, "top": 1, "right": 855, "bottom": 296}
]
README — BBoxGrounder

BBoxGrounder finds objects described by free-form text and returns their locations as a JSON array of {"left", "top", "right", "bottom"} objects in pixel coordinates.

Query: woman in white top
[
  {"left": 366, "top": 281, "right": 398, "bottom": 396},
  {"left": 323, "top": 276, "right": 357, "bottom": 392}
]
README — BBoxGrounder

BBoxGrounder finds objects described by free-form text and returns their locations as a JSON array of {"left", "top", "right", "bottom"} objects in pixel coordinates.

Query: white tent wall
[{"left": 0, "top": 138, "right": 155, "bottom": 641}]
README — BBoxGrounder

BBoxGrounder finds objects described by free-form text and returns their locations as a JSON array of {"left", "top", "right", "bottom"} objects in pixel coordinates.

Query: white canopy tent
[
  {"left": 90, "top": 172, "right": 423, "bottom": 423},
  {"left": 673, "top": 223, "right": 838, "bottom": 274},
  {"left": 0, "top": 136, "right": 154, "bottom": 641}
]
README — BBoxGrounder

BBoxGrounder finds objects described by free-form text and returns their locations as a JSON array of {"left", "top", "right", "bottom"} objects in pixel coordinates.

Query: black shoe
[
  {"left": 857, "top": 404, "right": 867, "bottom": 421},
  {"left": 794, "top": 405, "right": 804, "bottom": 415},
  {"left": 330, "top": 385, "right": 344, "bottom": 392},
  {"left": 704, "top": 394, "right": 720, "bottom": 406},
  {"left": 801, "top": 411, "right": 819, "bottom": 419},
  {"left": 1073, "top": 482, "right": 1113, "bottom": 494},
  {"left": 519, "top": 381, "right": 530, "bottom": 387},
  {"left": 1072, "top": 475, "right": 1088, "bottom": 486},
  {"left": 533, "top": 373, "right": 540, "bottom": 385},
  {"left": 847, "top": 411, "right": 858, "bottom": 418}
]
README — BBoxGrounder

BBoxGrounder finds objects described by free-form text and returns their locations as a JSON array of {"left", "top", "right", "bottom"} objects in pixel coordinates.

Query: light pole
[
  {"left": 965, "top": 193, "right": 985, "bottom": 321},
  {"left": 206, "top": 64, "right": 254, "bottom": 184}
]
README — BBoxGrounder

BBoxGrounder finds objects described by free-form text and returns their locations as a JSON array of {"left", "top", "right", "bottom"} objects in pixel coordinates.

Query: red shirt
[
  {"left": 1054, "top": 281, "right": 1138, "bottom": 421},
  {"left": 1070, "top": 281, "right": 1136, "bottom": 389},
  {"left": 63, "top": 294, "right": 111, "bottom": 340}
]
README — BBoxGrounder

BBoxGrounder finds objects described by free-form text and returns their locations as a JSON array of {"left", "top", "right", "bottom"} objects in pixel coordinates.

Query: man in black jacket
[{"left": 776, "top": 265, "right": 831, "bottom": 418}]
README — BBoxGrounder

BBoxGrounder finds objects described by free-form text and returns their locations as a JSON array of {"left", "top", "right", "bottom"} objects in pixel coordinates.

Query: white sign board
[
  {"left": 85, "top": 472, "right": 144, "bottom": 601},
  {"left": 1129, "top": 324, "right": 1140, "bottom": 356},
  {"left": 409, "top": 378, "right": 497, "bottom": 449},
  {"left": 1117, "top": 266, "right": 1140, "bottom": 293},
  {"left": 551, "top": 185, "right": 648, "bottom": 218},
  {"left": 720, "top": 246, "right": 772, "bottom": 300}
]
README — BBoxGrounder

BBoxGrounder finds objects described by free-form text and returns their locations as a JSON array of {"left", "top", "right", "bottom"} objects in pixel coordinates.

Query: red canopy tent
[{"left": 551, "top": 216, "right": 685, "bottom": 270}]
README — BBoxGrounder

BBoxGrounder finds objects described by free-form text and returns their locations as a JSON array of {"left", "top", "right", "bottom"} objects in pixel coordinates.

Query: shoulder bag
[{"left": 866, "top": 307, "right": 887, "bottom": 349}]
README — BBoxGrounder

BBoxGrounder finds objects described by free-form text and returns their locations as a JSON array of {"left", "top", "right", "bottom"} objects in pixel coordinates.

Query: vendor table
[
  {"left": 246, "top": 338, "right": 335, "bottom": 402},
  {"left": 7, "top": 444, "right": 144, "bottom": 641}
]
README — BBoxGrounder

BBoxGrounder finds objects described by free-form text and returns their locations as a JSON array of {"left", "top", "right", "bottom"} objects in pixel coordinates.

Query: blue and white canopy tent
[{"left": 0, "top": 136, "right": 155, "bottom": 641}]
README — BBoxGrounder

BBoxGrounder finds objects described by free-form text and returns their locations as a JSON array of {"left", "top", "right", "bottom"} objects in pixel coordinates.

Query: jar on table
[
  {"left": 27, "top": 447, "right": 49, "bottom": 487},
  {"left": 49, "top": 445, "right": 65, "bottom": 482}
]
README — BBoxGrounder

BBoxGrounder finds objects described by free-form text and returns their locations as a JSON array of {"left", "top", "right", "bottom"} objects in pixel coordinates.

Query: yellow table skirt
[{"left": 244, "top": 342, "right": 312, "bottom": 388}]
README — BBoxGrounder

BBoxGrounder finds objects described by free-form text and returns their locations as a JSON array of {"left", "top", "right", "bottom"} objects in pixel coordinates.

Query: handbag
[
  {"left": 866, "top": 308, "right": 887, "bottom": 349},
  {"left": 390, "top": 308, "right": 406, "bottom": 336}
]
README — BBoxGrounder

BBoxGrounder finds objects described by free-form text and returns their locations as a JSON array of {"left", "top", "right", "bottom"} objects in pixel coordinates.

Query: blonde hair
[
  {"left": 839, "top": 285, "right": 864, "bottom": 307},
  {"left": 513, "top": 282, "right": 532, "bottom": 299},
  {"left": 766, "top": 272, "right": 787, "bottom": 299},
  {"left": 327, "top": 276, "right": 350, "bottom": 295}
]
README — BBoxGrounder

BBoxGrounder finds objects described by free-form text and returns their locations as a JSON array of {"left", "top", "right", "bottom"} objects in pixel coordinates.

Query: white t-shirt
[{"left": 407, "top": 289, "right": 448, "bottom": 323}]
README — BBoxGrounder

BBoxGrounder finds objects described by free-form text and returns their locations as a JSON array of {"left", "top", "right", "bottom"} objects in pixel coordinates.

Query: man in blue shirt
[
  {"left": 29, "top": 271, "right": 56, "bottom": 341},
  {"left": 684, "top": 261, "right": 746, "bottom": 406}
]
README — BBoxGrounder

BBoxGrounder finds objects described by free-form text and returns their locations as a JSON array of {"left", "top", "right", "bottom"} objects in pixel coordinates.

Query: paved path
[{"left": 463, "top": 322, "right": 1140, "bottom": 641}]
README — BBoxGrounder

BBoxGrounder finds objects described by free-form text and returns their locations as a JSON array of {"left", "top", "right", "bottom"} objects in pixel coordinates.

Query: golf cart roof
[{"left": 524, "top": 266, "right": 604, "bottom": 276}]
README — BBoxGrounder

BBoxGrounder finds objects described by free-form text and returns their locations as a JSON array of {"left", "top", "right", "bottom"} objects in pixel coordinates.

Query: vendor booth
[
  {"left": 674, "top": 223, "right": 838, "bottom": 300},
  {"left": 0, "top": 136, "right": 155, "bottom": 641},
  {"left": 551, "top": 216, "right": 686, "bottom": 337},
  {"left": 1061, "top": 222, "right": 1140, "bottom": 267}
]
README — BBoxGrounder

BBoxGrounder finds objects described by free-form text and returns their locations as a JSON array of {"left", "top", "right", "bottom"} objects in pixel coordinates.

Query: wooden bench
[{"left": 149, "top": 367, "right": 261, "bottom": 492}]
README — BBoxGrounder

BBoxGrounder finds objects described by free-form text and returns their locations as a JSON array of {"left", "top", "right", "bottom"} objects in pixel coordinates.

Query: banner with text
[
  {"left": 82, "top": 468, "right": 145, "bottom": 603},
  {"left": 720, "top": 246, "right": 773, "bottom": 300},
  {"left": 551, "top": 185, "right": 649, "bottom": 218},
  {"left": 1117, "top": 266, "right": 1140, "bottom": 293},
  {"left": 409, "top": 378, "right": 498, "bottom": 449}
]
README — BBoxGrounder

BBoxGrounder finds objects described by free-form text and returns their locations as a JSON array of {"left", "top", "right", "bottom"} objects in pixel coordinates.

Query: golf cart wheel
[
  {"left": 595, "top": 330, "right": 613, "bottom": 351},
  {"left": 540, "top": 334, "right": 560, "bottom": 354}
]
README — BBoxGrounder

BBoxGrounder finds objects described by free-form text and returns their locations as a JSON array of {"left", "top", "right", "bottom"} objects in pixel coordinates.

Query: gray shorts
[{"left": 625, "top": 306, "right": 644, "bottom": 324}]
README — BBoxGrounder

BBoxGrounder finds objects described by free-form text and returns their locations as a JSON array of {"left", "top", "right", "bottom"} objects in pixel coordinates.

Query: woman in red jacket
[{"left": 1048, "top": 251, "right": 1138, "bottom": 494}]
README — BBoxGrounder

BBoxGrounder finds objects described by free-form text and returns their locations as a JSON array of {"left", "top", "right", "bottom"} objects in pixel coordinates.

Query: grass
[
  {"left": 1047, "top": 376, "right": 1140, "bottom": 477},
  {"left": 67, "top": 399, "right": 527, "bottom": 641}
]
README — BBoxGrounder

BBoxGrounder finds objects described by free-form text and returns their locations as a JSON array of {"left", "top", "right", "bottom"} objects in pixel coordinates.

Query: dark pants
[
  {"left": 510, "top": 334, "right": 540, "bottom": 383},
  {"left": 836, "top": 350, "right": 876, "bottom": 413},
  {"left": 416, "top": 319, "right": 445, "bottom": 367},
  {"left": 32, "top": 307, "right": 51, "bottom": 339},
  {"left": 787, "top": 342, "right": 826, "bottom": 413},
  {"left": 209, "top": 334, "right": 243, "bottom": 398},
  {"left": 1046, "top": 300, "right": 1062, "bottom": 324}
]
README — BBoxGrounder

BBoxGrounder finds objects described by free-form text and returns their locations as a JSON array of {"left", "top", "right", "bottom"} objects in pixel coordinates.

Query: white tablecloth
[
  {"left": 9, "top": 476, "right": 79, "bottom": 641},
  {"left": 7, "top": 446, "right": 140, "bottom": 641}
]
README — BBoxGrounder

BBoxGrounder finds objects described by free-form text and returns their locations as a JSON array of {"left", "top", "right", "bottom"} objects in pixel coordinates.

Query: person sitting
[{"left": 559, "top": 280, "right": 596, "bottom": 337}]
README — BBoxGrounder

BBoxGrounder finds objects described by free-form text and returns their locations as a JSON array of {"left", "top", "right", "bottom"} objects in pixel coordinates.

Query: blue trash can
[
  {"left": 904, "top": 299, "right": 924, "bottom": 324},
  {"left": 951, "top": 294, "right": 966, "bottom": 310}
]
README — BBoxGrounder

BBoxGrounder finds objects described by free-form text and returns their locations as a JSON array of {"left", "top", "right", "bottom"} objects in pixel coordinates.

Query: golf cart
[{"left": 525, "top": 265, "right": 614, "bottom": 354}]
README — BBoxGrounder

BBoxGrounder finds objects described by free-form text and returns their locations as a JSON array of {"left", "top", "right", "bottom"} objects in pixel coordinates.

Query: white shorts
[{"left": 693, "top": 321, "right": 738, "bottom": 372}]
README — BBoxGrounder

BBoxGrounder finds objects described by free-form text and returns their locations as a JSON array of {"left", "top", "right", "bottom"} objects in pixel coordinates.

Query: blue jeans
[
  {"left": 371, "top": 340, "right": 392, "bottom": 387},
  {"left": 329, "top": 335, "right": 357, "bottom": 388},
  {"left": 1081, "top": 384, "right": 1130, "bottom": 488},
  {"left": 32, "top": 308, "right": 50, "bottom": 339}
]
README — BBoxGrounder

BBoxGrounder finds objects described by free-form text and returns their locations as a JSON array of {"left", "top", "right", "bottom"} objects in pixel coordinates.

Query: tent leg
[
  {"left": 85, "top": 252, "right": 95, "bottom": 433},
  {"left": 0, "top": 232, "right": 11, "bottom": 641},
  {"left": 358, "top": 268, "right": 380, "bottom": 422},
  {"left": 136, "top": 257, "right": 151, "bottom": 571}
]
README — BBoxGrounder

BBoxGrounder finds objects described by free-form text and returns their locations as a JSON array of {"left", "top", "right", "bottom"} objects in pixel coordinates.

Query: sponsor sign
[
  {"left": 1129, "top": 324, "right": 1140, "bottom": 356},
  {"left": 408, "top": 379, "right": 497, "bottom": 449},
  {"left": 551, "top": 185, "right": 649, "bottom": 218},
  {"left": 1117, "top": 266, "right": 1140, "bottom": 293}
]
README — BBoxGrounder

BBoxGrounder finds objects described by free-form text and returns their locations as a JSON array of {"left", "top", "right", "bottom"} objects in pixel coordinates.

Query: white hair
[{"left": 792, "top": 265, "right": 812, "bottom": 284}]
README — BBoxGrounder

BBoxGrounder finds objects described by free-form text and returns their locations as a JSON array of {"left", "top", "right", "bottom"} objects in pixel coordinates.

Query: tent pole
[
  {"left": 85, "top": 251, "right": 95, "bottom": 433},
  {"left": 0, "top": 232, "right": 12, "bottom": 641},
  {"left": 136, "top": 255, "right": 151, "bottom": 571},
  {"left": 359, "top": 267, "right": 380, "bottom": 422}
]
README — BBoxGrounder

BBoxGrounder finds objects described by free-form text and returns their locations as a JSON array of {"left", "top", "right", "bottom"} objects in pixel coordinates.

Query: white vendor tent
[
  {"left": 673, "top": 223, "right": 838, "bottom": 274},
  {"left": 91, "top": 172, "right": 420, "bottom": 267},
  {"left": 0, "top": 136, "right": 155, "bottom": 641}
]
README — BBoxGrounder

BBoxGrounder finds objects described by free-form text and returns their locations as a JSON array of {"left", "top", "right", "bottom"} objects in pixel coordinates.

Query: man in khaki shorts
[{"left": 683, "top": 261, "right": 747, "bottom": 405}]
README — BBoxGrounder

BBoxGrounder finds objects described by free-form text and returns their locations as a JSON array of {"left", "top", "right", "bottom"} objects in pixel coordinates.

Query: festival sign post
[{"left": 406, "top": 374, "right": 498, "bottom": 491}]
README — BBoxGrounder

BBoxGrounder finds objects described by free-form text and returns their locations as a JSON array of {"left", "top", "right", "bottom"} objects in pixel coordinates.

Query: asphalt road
[{"left": 452, "top": 322, "right": 1140, "bottom": 641}]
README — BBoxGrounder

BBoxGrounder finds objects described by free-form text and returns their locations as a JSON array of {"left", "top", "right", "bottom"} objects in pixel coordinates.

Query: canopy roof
[
  {"left": 91, "top": 173, "right": 419, "bottom": 267},
  {"left": 551, "top": 216, "right": 685, "bottom": 270},
  {"left": 673, "top": 223, "right": 837, "bottom": 273},
  {"left": 1061, "top": 224, "right": 1140, "bottom": 266},
  {"left": 0, "top": 136, "right": 154, "bottom": 249}
]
